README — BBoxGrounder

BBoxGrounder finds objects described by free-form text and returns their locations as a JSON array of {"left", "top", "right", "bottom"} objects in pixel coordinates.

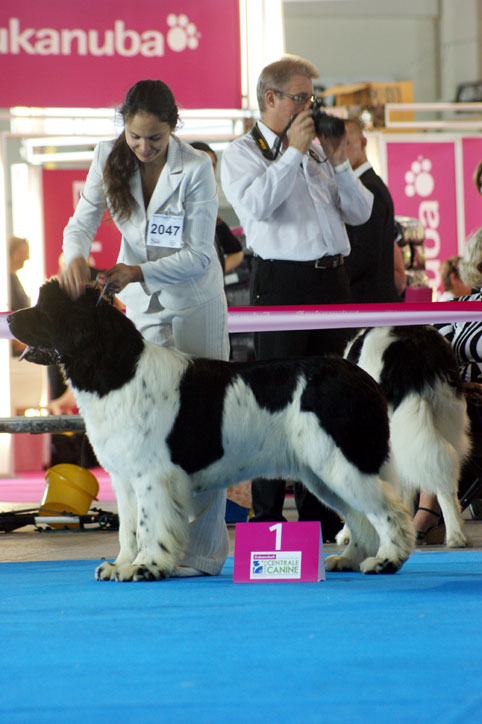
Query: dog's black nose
[{"left": 7, "top": 313, "right": 14, "bottom": 325}]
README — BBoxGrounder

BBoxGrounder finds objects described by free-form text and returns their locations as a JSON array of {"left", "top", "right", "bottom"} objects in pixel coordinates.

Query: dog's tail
[{"left": 390, "top": 385, "right": 469, "bottom": 496}]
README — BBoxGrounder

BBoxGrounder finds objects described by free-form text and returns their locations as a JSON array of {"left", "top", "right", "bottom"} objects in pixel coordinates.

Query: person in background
[
  {"left": 473, "top": 160, "right": 482, "bottom": 196},
  {"left": 8, "top": 236, "right": 30, "bottom": 356},
  {"left": 343, "top": 118, "right": 400, "bottom": 303},
  {"left": 416, "top": 227, "right": 482, "bottom": 540},
  {"left": 438, "top": 256, "right": 471, "bottom": 301},
  {"left": 221, "top": 55, "right": 373, "bottom": 540},
  {"left": 190, "top": 141, "right": 244, "bottom": 276},
  {"left": 9, "top": 236, "right": 30, "bottom": 310},
  {"left": 59, "top": 79, "right": 229, "bottom": 578},
  {"left": 393, "top": 241, "right": 407, "bottom": 299}
]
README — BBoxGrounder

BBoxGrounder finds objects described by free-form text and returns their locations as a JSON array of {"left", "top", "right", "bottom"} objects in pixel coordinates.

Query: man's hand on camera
[
  {"left": 288, "top": 109, "right": 315, "bottom": 156},
  {"left": 318, "top": 131, "right": 347, "bottom": 168}
]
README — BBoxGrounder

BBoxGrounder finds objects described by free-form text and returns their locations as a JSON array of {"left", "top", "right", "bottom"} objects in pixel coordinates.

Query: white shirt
[
  {"left": 221, "top": 121, "right": 373, "bottom": 261},
  {"left": 438, "top": 290, "right": 455, "bottom": 301},
  {"left": 352, "top": 160, "right": 373, "bottom": 179}
]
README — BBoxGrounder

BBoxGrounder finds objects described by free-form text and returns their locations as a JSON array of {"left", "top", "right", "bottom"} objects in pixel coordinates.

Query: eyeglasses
[{"left": 272, "top": 90, "right": 315, "bottom": 105}]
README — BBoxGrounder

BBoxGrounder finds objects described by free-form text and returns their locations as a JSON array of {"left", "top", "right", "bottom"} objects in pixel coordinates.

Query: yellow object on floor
[{"left": 38, "top": 464, "right": 99, "bottom": 527}]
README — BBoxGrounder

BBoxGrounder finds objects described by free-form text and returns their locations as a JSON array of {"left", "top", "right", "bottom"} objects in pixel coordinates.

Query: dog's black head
[{"left": 8, "top": 279, "right": 144, "bottom": 396}]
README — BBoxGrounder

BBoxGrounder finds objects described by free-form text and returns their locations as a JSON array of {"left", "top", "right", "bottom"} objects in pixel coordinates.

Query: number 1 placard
[{"left": 233, "top": 521, "right": 325, "bottom": 583}]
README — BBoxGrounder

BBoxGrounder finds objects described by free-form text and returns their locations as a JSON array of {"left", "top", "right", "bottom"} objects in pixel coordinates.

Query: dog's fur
[
  {"left": 345, "top": 326, "right": 470, "bottom": 547},
  {"left": 8, "top": 280, "right": 415, "bottom": 580}
]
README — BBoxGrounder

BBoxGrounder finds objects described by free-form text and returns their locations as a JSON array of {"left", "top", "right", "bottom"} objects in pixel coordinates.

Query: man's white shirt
[{"left": 221, "top": 120, "right": 373, "bottom": 261}]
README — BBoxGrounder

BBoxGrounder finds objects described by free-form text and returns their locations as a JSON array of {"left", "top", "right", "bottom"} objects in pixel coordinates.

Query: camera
[{"left": 311, "top": 98, "right": 346, "bottom": 137}]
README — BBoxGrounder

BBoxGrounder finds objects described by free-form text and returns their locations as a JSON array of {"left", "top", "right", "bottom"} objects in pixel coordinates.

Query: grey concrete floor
[{"left": 1, "top": 496, "right": 481, "bottom": 564}]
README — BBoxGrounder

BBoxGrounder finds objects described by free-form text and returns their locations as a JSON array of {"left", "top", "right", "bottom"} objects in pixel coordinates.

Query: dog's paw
[
  {"left": 95, "top": 561, "right": 116, "bottom": 581},
  {"left": 446, "top": 531, "right": 469, "bottom": 548},
  {"left": 113, "top": 562, "right": 171, "bottom": 582},
  {"left": 360, "top": 556, "right": 399, "bottom": 575},
  {"left": 324, "top": 554, "right": 360, "bottom": 572}
]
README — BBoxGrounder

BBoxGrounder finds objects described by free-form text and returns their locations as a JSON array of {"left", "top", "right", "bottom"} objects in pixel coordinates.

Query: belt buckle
[{"left": 315, "top": 257, "right": 328, "bottom": 269}]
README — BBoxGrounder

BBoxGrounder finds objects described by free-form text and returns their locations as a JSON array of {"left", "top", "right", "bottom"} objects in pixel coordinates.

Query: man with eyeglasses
[{"left": 221, "top": 55, "right": 373, "bottom": 538}]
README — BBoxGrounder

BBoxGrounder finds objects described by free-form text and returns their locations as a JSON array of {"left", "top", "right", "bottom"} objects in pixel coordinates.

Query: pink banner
[
  {"left": 462, "top": 137, "right": 482, "bottom": 241},
  {"left": 0, "top": 0, "right": 241, "bottom": 109},
  {"left": 386, "top": 141, "right": 458, "bottom": 293},
  {"left": 42, "top": 169, "right": 121, "bottom": 278}
]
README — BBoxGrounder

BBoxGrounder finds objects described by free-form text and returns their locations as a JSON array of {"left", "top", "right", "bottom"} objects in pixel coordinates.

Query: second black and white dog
[
  {"left": 345, "top": 326, "right": 470, "bottom": 547},
  {"left": 8, "top": 280, "right": 415, "bottom": 580}
]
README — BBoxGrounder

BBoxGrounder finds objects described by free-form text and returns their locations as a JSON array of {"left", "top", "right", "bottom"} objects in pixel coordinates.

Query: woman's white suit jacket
[{"left": 63, "top": 135, "right": 224, "bottom": 313}]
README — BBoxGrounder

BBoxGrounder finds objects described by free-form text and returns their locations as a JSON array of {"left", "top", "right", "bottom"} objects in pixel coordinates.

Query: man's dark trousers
[{"left": 249, "top": 256, "right": 351, "bottom": 541}]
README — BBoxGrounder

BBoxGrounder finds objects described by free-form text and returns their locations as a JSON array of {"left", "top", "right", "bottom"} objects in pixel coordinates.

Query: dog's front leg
[
  {"left": 96, "top": 476, "right": 138, "bottom": 581},
  {"left": 115, "top": 468, "right": 192, "bottom": 582}
]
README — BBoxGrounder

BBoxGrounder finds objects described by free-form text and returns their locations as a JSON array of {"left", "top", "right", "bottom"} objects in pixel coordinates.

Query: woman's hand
[
  {"left": 96, "top": 264, "right": 143, "bottom": 294},
  {"left": 59, "top": 256, "right": 91, "bottom": 299}
]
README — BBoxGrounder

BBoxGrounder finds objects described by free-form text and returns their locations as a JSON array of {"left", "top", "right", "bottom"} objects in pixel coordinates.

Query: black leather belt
[{"left": 253, "top": 254, "right": 344, "bottom": 269}]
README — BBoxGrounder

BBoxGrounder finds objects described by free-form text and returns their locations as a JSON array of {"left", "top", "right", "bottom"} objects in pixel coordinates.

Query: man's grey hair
[
  {"left": 459, "top": 226, "right": 482, "bottom": 289},
  {"left": 256, "top": 55, "right": 319, "bottom": 112}
]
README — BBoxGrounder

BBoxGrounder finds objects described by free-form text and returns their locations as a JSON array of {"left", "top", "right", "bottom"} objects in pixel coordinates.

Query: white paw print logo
[
  {"left": 404, "top": 157, "right": 434, "bottom": 198},
  {"left": 166, "top": 14, "right": 200, "bottom": 52}
]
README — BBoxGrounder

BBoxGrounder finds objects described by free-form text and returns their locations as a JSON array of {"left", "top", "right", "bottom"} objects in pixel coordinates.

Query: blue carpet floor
[{"left": 1, "top": 552, "right": 481, "bottom": 724}]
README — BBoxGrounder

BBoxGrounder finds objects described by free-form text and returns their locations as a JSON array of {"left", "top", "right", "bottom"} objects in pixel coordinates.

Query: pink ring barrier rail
[
  {"left": 2, "top": 301, "right": 482, "bottom": 339},
  {"left": 226, "top": 301, "right": 482, "bottom": 333}
]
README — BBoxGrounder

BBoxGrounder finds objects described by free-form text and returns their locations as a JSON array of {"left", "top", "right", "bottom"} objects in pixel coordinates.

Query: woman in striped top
[
  {"left": 438, "top": 227, "right": 482, "bottom": 382},
  {"left": 416, "top": 227, "right": 482, "bottom": 542}
]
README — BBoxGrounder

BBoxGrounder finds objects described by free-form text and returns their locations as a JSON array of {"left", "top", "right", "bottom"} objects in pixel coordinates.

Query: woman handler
[{"left": 60, "top": 79, "right": 229, "bottom": 577}]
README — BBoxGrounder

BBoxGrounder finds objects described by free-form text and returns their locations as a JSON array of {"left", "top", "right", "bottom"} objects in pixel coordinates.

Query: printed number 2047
[{"left": 150, "top": 223, "right": 180, "bottom": 236}]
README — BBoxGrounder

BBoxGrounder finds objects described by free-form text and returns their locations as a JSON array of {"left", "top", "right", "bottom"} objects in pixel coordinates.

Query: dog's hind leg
[
  {"left": 115, "top": 467, "right": 192, "bottom": 582},
  {"left": 304, "top": 459, "right": 415, "bottom": 573},
  {"left": 437, "top": 489, "right": 468, "bottom": 548},
  {"left": 359, "top": 479, "right": 416, "bottom": 573},
  {"left": 391, "top": 394, "right": 469, "bottom": 548},
  {"left": 96, "top": 476, "right": 138, "bottom": 581},
  {"left": 299, "top": 468, "right": 387, "bottom": 573},
  {"left": 432, "top": 395, "right": 470, "bottom": 547},
  {"left": 326, "top": 508, "right": 379, "bottom": 572}
]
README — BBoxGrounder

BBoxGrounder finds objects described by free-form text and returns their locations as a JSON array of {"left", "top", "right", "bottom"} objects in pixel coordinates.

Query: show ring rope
[
  {"left": 225, "top": 301, "right": 482, "bottom": 333},
  {"left": 2, "top": 301, "right": 482, "bottom": 339}
]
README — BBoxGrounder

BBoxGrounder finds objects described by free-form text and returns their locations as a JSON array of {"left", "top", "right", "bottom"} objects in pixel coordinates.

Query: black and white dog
[
  {"left": 345, "top": 326, "right": 470, "bottom": 547},
  {"left": 8, "top": 280, "right": 415, "bottom": 580}
]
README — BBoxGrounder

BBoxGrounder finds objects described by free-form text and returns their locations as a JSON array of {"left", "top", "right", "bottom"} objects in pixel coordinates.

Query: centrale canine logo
[
  {"left": 0, "top": 15, "right": 201, "bottom": 57},
  {"left": 252, "top": 559, "right": 264, "bottom": 575},
  {"left": 404, "top": 156, "right": 435, "bottom": 198}
]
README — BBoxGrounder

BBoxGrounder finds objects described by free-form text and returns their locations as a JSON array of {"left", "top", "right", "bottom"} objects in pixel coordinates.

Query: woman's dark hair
[
  {"left": 190, "top": 141, "right": 217, "bottom": 169},
  {"left": 103, "top": 80, "right": 179, "bottom": 221},
  {"left": 190, "top": 141, "right": 214, "bottom": 155}
]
